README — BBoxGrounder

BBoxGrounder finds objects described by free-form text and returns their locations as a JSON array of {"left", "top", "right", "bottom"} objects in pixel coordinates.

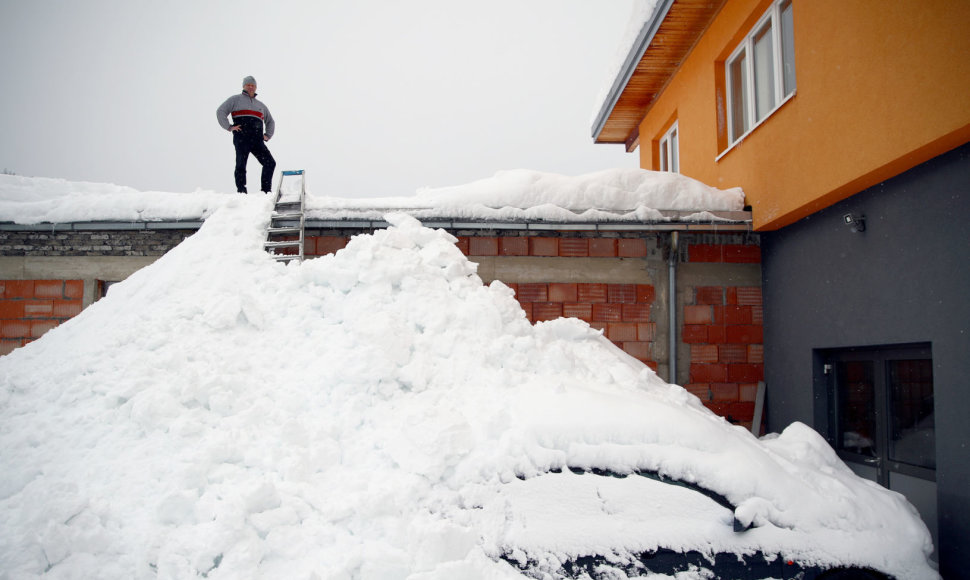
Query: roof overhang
[{"left": 591, "top": 0, "right": 727, "bottom": 151}]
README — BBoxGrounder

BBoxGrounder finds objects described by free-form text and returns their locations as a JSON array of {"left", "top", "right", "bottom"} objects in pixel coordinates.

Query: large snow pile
[
  {"left": 0, "top": 197, "right": 934, "bottom": 579},
  {"left": 0, "top": 168, "right": 744, "bottom": 225}
]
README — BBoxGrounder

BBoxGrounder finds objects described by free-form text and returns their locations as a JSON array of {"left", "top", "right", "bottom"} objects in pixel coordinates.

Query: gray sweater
[{"left": 216, "top": 91, "right": 275, "bottom": 139}]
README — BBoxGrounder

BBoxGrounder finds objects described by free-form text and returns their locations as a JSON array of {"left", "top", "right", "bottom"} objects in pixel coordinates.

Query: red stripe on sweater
[{"left": 231, "top": 110, "right": 264, "bottom": 119}]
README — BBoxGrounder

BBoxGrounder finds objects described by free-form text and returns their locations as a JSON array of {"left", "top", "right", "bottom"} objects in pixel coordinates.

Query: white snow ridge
[{"left": 0, "top": 198, "right": 936, "bottom": 579}]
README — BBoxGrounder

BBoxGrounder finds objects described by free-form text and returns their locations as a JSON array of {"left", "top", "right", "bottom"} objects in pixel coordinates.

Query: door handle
[{"left": 862, "top": 457, "right": 880, "bottom": 465}]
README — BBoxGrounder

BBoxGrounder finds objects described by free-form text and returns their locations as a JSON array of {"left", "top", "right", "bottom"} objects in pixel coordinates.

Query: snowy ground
[{"left": 0, "top": 174, "right": 937, "bottom": 579}]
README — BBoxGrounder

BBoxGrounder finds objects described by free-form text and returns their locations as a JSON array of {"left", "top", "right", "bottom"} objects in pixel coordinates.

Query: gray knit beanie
[{"left": 242, "top": 76, "right": 257, "bottom": 87}]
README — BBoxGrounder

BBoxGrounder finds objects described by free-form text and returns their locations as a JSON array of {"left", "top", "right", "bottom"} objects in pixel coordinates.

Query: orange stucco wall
[{"left": 637, "top": 0, "right": 970, "bottom": 230}]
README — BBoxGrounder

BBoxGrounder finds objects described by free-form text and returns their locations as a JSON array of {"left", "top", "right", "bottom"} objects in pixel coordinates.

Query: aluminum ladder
[{"left": 264, "top": 170, "right": 306, "bottom": 262}]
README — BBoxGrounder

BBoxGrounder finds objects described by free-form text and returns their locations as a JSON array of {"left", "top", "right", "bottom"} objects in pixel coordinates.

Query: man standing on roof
[{"left": 217, "top": 76, "right": 276, "bottom": 194}]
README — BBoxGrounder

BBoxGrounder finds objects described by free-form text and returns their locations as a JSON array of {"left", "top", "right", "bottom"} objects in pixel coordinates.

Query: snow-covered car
[{"left": 0, "top": 206, "right": 936, "bottom": 579}]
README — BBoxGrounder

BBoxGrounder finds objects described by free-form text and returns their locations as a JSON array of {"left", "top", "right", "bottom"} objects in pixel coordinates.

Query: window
[
  {"left": 659, "top": 122, "right": 679, "bottom": 173},
  {"left": 822, "top": 343, "right": 935, "bottom": 481},
  {"left": 726, "top": 0, "right": 796, "bottom": 145}
]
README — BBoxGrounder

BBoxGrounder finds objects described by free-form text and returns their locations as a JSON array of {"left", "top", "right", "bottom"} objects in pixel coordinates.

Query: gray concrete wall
[{"left": 760, "top": 142, "right": 970, "bottom": 576}]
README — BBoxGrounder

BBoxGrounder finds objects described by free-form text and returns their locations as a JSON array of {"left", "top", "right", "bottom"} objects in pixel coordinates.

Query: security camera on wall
[{"left": 843, "top": 213, "right": 866, "bottom": 233}]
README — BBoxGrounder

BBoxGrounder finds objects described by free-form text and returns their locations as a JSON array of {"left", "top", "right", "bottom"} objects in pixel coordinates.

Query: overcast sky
[{"left": 0, "top": 1, "right": 642, "bottom": 198}]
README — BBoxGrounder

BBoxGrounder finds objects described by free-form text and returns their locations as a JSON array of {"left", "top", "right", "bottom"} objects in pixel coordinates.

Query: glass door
[{"left": 822, "top": 344, "right": 937, "bottom": 559}]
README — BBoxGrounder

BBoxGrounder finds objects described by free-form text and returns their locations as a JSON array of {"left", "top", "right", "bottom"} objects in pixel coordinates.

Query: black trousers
[{"left": 233, "top": 132, "right": 276, "bottom": 193}]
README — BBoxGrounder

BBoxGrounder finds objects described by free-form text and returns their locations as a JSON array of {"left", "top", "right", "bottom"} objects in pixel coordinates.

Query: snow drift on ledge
[
  {"left": 0, "top": 168, "right": 744, "bottom": 225},
  {"left": 0, "top": 197, "right": 935, "bottom": 579}
]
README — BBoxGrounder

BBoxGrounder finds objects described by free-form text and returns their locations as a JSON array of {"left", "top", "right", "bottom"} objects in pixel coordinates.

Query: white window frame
[
  {"left": 659, "top": 121, "right": 679, "bottom": 173},
  {"left": 724, "top": 0, "right": 796, "bottom": 148}
]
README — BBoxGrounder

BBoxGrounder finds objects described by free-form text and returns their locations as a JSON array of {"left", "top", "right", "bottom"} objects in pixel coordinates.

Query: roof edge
[{"left": 590, "top": 0, "right": 675, "bottom": 143}]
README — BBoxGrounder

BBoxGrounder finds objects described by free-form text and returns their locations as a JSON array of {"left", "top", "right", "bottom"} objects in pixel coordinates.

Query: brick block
[
  {"left": 691, "top": 344, "right": 719, "bottom": 363},
  {"left": 683, "top": 305, "right": 712, "bottom": 325},
  {"left": 562, "top": 303, "right": 592, "bottom": 321},
  {"left": 715, "top": 305, "right": 752, "bottom": 325},
  {"left": 691, "top": 363, "right": 728, "bottom": 383},
  {"left": 1, "top": 339, "right": 24, "bottom": 356},
  {"left": 688, "top": 244, "right": 722, "bottom": 262},
  {"left": 500, "top": 237, "right": 529, "bottom": 256},
  {"left": 0, "top": 301, "right": 25, "bottom": 320},
  {"left": 695, "top": 286, "right": 724, "bottom": 305},
  {"left": 588, "top": 238, "right": 617, "bottom": 257},
  {"left": 728, "top": 363, "right": 764, "bottom": 383},
  {"left": 0, "top": 320, "right": 29, "bottom": 339},
  {"left": 621, "top": 303, "right": 651, "bottom": 322},
  {"left": 724, "top": 245, "right": 762, "bottom": 263},
  {"left": 636, "top": 285, "right": 655, "bottom": 303},
  {"left": 740, "top": 383, "right": 760, "bottom": 402},
  {"left": 711, "top": 382, "right": 740, "bottom": 402},
  {"left": 637, "top": 322, "right": 657, "bottom": 341},
  {"left": 622, "top": 341, "right": 652, "bottom": 361},
  {"left": 578, "top": 283, "right": 608, "bottom": 303},
  {"left": 515, "top": 283, "right": 548, "bottom": 303},
  {"left": 682, "top": 325, "right": 708, "bottom": 343},
  {"left": 64, "top": 280, "right": 84, "bottom": 300},
  {"left": 748, "top": 344, "right": 764, "bottom": 364},
  {"left": 316, "top": 236, "right": 350, "bottom": 255},
  {"left": 608, "top": 284, "right": 637, "bottom": 304},
  {"left": 751, "top": 306, "right": 764, "bottom": 325},
  {"left": 588, "top": 321, "right": 607, "bottom": 334},
  {"left": 559, "top": 238, "right": 589, "bottom": 257},
  {"left": 726, "top": 325, "right": 763, "bottom": 344},
  {"left": 685, "top": 383, "right": 711, "bottom": 400},
  {"left": 705, "top": 402, "right": 755, "bottom": 423},
  {"left": 2, "top": 281, "right": 34, "bottom": 299},
  {"left": 530, "top": 237, "right": 558, "bottom": 257},
  {"left": 532, "top": 302, "right": 563, "bottom": 322},
  {"left": 735, "top": 286, "right": 762, "bottom": 305},
  {"left": 617, "top": 238, "right": 647, "bottom": 257},
  {"left": 707, "top": 325, "right": 728, "bottom": 344},
  {"left": 548, "top": 283, "right": 578, "bottom": 303},
  {"left": 468, "top": 237, "right": 499, "bottom": 256},
  {"left": 24, "top": 301, "right": 54, "bottom": 318},
  {"left": 606, "top": 322, "right": 638, "bottom": 342},
  {"left": 718, "top": 344, "right": 748, "bottom": 363},
  {"left": 520, "top": 302, "right": 533, "bottom": 321},
  {"left": 53, "top": 300, "right": 83, "bottom": 318},
  {"left": 454, "top": 237, "right": 470, "bottom": 255},
  {"left": 30, "top": 320, "right": 60, "bottom": 339},
  {"left": 592, "top": 303, "right": 623, "bottom": 323},
  {"left": 34, "top": 280, "right": 64, "bottom": 299}
]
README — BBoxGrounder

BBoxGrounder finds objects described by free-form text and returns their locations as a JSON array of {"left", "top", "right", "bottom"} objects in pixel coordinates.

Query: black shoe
[{"left": 238, "top": 189, "right": 247, "bottom": 194}]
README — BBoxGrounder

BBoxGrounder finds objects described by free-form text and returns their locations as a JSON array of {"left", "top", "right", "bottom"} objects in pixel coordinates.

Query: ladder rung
[
  {"left": 272, "top": 254, "right": 301, "bottom": 262},
  {"left": 268, "top": 226, "right": 301, "bottom": 235},
  {"left": 264, "top": 240, "right": 302, "bottom": 249},
  {"left": 271, "top": 212, "right": 303, "bottom": 219}
]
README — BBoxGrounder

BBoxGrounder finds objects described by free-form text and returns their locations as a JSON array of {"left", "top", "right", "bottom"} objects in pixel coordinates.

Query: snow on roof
[
  {"left": 0, "top": 199, "right": 936, "bottom": 578},
  {"left": 0, "top": 168, "right": 745, "bottom": 226}
]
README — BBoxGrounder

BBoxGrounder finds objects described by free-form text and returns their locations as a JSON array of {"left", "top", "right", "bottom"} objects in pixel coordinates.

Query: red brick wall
[
  {"left": 305, "top": 235, "right": 657, "bottom": 367},
  {"left": 683, "top": 285, "right": 764, "bottom": 431},
  {"left": 508, "top": 282, "right": 657, "bottom": 369},
  {"left": 1, "top": 280, "right": 84, "bottom": 355},
  {"left": 302, "top": 235, "right": 651, "bottom": 259}
]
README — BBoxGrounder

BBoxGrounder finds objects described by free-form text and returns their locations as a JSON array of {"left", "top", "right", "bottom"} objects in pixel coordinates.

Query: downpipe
[{"left": 668, "top": 231, "right": 678, "bottom": 385}]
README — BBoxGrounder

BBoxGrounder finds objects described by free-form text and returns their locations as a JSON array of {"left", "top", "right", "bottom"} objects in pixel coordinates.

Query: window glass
[
  {"left": 889, "top": 359, "right": 935, "bottom": 469},
  {"left": 752, "top": 20, "right": 776, "bottom": 121},
  {"left": 836, "top": 360, "right": 876, "bottom": 457},
  {"left": 670, "top": 127, "right": 679, "bottom": 173},
  {"left": 780, "top": 0, "right": 796, "bottom": 95},
  {"left": 729, "top": 51, "right": 748, "bottom": 142}
]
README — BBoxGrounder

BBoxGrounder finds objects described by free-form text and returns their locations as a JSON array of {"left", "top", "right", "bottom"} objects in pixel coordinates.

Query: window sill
[{"left": 715, "top": 91, "right": 796, "bottom": 163}]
